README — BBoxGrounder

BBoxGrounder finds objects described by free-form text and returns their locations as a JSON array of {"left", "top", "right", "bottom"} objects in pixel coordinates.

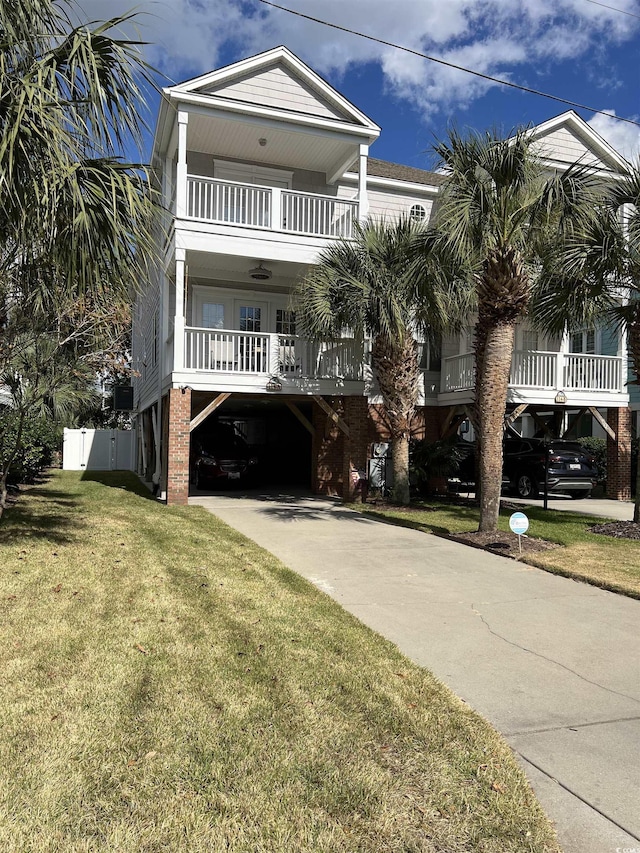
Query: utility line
[
  {"left": 257, "top": 0, "right": 640, "bottom": 129},
  {"left": 582, "top": 0, "right": 640, "bottom": 20}
]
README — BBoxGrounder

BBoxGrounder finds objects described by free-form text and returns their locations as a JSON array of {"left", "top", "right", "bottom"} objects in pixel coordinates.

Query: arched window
[{"left": 410, "top": 203, "right": 426, "bottom": 222}]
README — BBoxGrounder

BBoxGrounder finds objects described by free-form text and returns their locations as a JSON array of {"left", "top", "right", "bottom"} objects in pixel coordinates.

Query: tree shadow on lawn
[
  {"left": 0, "top": 504, "right": 79, "bottom": 545},
  {"left": 81, "top": 471, "right": 157, "bottom": 501}
]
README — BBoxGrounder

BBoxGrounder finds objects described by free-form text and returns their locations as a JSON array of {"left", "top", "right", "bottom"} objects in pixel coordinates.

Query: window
[
  {"left": 239, "top": 306, "right": 262, "bottom": 333},
  {"left": 276, "top": 309, "right": 296, "bottom": 336},
  {"left": 410, "top": 204, "right": 426, "bottom": 222},
  {"left": 202, "top": 303, "right": 225, "bottom": 330},
  {"left": 419, "top": 337, "right": 442, "bottom": 371},
  {"left": 570, "top": 328, "right": 596, "bottom": 354}
]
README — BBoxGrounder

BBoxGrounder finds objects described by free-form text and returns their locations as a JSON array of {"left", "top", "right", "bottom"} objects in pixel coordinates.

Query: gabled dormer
[
  {"left": 154, "top": 46, "right": 380, "bottom": 186},
  {"left": 531, "top": 110, "right": 629, "bottom": 175}
]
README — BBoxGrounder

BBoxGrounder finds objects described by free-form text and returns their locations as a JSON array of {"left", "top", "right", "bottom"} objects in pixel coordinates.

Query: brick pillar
[
  {"left": 606, "top": 407, "right": 632, "bottom": 500},
  {"left": 312, "top": 397, "right": 345, "bottom": 497},
  {"left": 166, "top": 387, "right": 191, "bottom": 506},
  {"left": 342, "top": 396, "right": 369, "bottom": 503}
]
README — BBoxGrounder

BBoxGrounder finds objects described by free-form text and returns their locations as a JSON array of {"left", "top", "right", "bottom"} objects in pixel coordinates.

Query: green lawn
[
  {"left": 0, "top": 471, "right": 560, "bottom": 852},
  {"left": 358, "top": 500, "right": 640, "bottom": 598}
]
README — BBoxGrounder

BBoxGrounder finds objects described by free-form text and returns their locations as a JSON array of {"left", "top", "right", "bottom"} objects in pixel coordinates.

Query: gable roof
[
  {"left": 164, "top": 46, "right": 380, "bottom": 135},
  {"left": 531, "top": 111, "right": 629, "bottom": 174}
]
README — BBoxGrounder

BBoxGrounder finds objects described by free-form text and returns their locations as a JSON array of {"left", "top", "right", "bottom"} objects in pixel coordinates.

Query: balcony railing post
[
  {"left": 556, "top": 351, "right": 564, "bottom": 391},
  {"left": 271, "top": 187, "right": 281, "bottom": 231}
]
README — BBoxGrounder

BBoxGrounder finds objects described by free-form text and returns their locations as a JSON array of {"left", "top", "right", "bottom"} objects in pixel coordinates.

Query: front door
[{"left": 236, "top": 301, "right": 268, "bottom": 372}]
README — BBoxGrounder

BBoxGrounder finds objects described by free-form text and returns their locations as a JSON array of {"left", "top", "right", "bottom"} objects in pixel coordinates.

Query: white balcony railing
[
  {"left": 183, "top": 328, "right": 363, "bottom": 381},
  {"left": 441, "top": 350, "right": 624, "bottom": 394},
  {"left": 186, "top": 176, "right": 358, "bottom": 238}
]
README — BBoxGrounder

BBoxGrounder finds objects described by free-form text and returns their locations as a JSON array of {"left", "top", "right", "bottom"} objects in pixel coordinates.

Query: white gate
[{"left": 62, "top": 428, "right": 136, "bottom": 471}]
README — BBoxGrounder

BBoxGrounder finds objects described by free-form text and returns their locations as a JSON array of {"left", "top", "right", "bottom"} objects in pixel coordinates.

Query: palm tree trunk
[
  {"left": 371, "top": 335, "right": 419, "bottom": 506},
  {"left": 476, "top": 321, "right": 516, "bottom": 532},
  {"left": 627, "top": 321, "right": 640, "bottom": 523},
  {"left": 390, "top": 434, "right": 410, "bottom": 504}
]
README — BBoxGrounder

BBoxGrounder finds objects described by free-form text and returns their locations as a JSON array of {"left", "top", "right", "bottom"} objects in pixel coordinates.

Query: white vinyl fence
[{"left": 62, "top": 428, "right": 136, "bottom": 472}]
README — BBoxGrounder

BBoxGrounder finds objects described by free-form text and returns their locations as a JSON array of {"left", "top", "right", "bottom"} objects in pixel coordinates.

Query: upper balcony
[{"left": 186, "top": 175, "right": 358, "bottom": 240}]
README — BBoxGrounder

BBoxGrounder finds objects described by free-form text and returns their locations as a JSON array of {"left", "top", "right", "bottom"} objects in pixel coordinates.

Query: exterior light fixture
[
  {"left": 258, "top": 137, "right": 267, "bottom": 146},
  {"left": 555, "top": 390, "right": 567, "bottom": 404},
  {"left": 249, "top": 263, "right": 272, "bottom": 281}
]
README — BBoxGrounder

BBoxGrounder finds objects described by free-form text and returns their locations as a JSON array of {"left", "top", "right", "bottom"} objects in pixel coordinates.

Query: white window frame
[{"left": 191, "top": 285, "right": 233, "bottom": 330}]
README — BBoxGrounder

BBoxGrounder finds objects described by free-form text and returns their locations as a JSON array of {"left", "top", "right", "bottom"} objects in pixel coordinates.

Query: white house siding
[
  {"left": 202, "top": 65, "right": 349, "bottom": 121},
  {"left": 366, "top": 189, "right": 435, "bottom": 220},
  {"left": 535, "top": 127, "right": 614, "bottom": 172},
  {"left": 185, "top": 151, "right": 341, "bottom": 198},
  {"left": 132, "top": 279, "right": 161, "bottom": 411}
]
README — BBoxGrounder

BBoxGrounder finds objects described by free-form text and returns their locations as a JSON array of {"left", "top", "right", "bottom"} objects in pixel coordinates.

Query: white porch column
[
  {"left": 176, "top": 111, "right": 188, "bottom": 219},
  {"left": 174, "top": 248, "right": 186, "bottom": 372},
  {"left": 557, "top": 330, "right": 570, "bottom": 391},
  {"left": 618, "top": 324, "right": 628, "bottom": 393},
  {"left": 357, "top": 143, "right": 369, "bottom": 222}
]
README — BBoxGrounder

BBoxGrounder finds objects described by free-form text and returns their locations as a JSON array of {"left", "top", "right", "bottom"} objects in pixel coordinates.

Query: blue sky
[{"left": 81, "top": 0, "right": 640, "bottom": 168}]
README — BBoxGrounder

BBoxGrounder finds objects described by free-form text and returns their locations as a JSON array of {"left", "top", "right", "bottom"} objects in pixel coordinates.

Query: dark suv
[
  {"left": 502, "top": 437, "right": 598, "bottom": 500},
  {"left": 190, "top": 422, "right": 258, "bottom": 489}
]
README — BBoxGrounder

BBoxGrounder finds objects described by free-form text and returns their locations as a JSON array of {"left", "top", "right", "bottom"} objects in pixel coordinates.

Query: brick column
[
  {"left": 606, "top": 407, "right": 632, "bottom": 500},
  {"left": 312, "top": 397, "right": 345, "bottom": 497},
  {"left": 166, "top": 387, "right": 191, "bottom": 506},
  {"left": 342, "top": 396, "right": 369, "bottom": 503}
]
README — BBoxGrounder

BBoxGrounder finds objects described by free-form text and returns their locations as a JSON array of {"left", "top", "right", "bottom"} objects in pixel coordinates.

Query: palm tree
[
  {"left": 0, "top": 0, "right": 157, "bottom": 514},
  {"left": 295, "top": 216, "right": 461, "bottom": 505},
  {"left": 604, "top": 164, "right": 640, "bottom": 521},
  {"left": 0, "top": 0, "right": 156, "bottom": 314},
  {"left": 433, "top": 128, "right": 608, "bottom": 532}
]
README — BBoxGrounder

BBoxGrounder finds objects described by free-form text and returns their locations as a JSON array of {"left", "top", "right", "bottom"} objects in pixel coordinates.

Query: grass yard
[
  {"left": 358, "top": 500, "right": 640, "bottom": 598},
  {"left": 0, "top": 471, "right": 561, "bottom": 853}
]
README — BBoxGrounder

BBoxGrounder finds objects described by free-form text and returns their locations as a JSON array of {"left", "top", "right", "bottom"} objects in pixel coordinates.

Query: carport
[{"left": 188, "top": 392, "right": 314, "bottom": 493}]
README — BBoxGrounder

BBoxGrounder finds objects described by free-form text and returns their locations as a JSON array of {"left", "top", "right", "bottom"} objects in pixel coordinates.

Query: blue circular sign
[{"left": 509, "top": 512, "right": 529, "bottom": 535}]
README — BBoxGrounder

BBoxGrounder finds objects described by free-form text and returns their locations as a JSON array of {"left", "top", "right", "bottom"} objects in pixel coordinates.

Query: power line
[
  {"left": 582, "top": 0, "right": 640, "bottom": 20},
  {"left": 258, "top": 0, "right": 640, "bottom": 129}
]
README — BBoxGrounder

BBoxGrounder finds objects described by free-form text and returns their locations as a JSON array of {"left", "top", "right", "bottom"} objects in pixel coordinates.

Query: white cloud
[
  {"left": 76, "top": 0, "right": 640, "bottom": 118},
  {"left": 587, "top": 110, "right": 640, "bottom": 161}
]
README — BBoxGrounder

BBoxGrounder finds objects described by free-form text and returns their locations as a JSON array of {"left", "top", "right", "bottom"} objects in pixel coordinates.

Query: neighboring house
[{"left": 132, "top": 46, "right": 632, "bottom": 505}]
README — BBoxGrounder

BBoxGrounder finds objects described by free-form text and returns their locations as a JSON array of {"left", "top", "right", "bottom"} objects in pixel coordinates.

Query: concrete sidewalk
[{"left": 191, "top": 491, "right": 640, "bottom": 853}]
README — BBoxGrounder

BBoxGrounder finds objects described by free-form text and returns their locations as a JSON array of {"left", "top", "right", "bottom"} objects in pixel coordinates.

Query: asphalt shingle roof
[{"left": 366, "top": 158, "right": 446, "bottom": 186}]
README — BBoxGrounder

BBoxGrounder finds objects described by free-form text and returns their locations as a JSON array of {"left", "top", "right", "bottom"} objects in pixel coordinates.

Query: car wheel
[
  {"left": 569, "top": 490, "right": 591, "bottom": 500},
  {"left": 516, "top": 472, "right": 538, "bottom": 499}
]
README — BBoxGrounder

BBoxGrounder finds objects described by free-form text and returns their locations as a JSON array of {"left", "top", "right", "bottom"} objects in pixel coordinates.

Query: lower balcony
[
  {"left": 173, "top": 327, "right": 364, "bottom": 395},
  {"left": 440, "top": 350, "right": 628, "bottom": 406}
]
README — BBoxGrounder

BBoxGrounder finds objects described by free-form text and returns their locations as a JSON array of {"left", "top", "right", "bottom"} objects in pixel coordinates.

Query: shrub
[
  {"left": 410, "top": 437, "right": 464, "bottom": 495},
  {"left": 578, "top": 436, "right": 607, "bottom": 483},
  {"left": 0, "top": 408, "right": 62, "bottom": 485}
]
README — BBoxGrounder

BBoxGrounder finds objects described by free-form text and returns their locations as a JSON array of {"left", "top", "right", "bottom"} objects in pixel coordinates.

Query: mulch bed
[
  {"left": 589, "top": 520, "right": 640, "bottom": 540},
  {"left": 451, "top": 529, "right": 560, "bottom": 556},
  {"left": 364, "top": 498, "right": 559, "bottom": 556}
]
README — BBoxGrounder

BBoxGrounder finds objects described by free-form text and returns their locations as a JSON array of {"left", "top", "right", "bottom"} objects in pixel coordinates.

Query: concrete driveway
[
  {"left": 506, "top": 494, "right": 635, "bottom": 520},
  {"left": 191, "top": 491, "right": 640, "bottom": 853}
]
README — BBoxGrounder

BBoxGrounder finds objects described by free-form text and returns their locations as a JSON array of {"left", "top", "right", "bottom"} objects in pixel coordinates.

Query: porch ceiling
[
  {"left": 185, "top": 112, "right": 358, "bottom": 178},
  {"left": 180, "top": 250, "right": 309, "bottom": 289}
]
